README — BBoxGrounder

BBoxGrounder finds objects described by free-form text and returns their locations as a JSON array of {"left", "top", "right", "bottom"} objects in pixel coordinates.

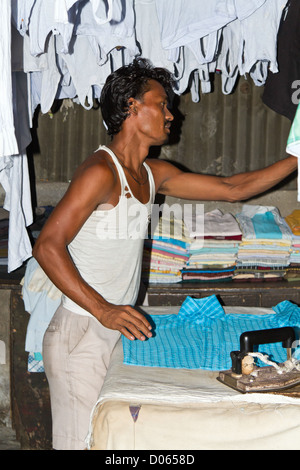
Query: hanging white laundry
[
  {"left": 2, "top": 150, "right": 33, "bottom": 272},
  {"left": 89, "top": 0, "right": 113, "bottom": 25},
  {"left": 56, "top": 34, "right": 112, "bottom": 109},
  {"left": 190, "top": 71, "right": 201, "bottom": 102},
  {"left": 2, "top": 26, "right": 33, "bottom": 273},
  {"left": 23, "top": 30, "right": 76, "bottom": 113},
  {"left": 134, "top": 0, "right": 173, "bottom": 71},
  {"left": 27, "top": 0, "right": 78, "bottom": 56},
  {"left": 249, "top": 61, "right": 270, "bottom": 87},
  {"left": 174, "top": 46, "right": 215, "bottom": 99},
  {"left": 3, "top": 71, "right": 33, "bottom": 273},
  {"left": 234, "top": 0, "right": 267, "bottom": 20},
  {"left": 22, "top": 30, "right": 48, "bottom": 74},
  {"left": 53, "top": 0, "right": 80, "bottom": 24},
  {"left": 216, "top": 19, "right": 241, "bottom": 94},
  {"left": 214, "top": 0, "right": 286, "bottom": 91},
  {"left": 238, "top": 0, "right": 288, "bottom": 81},
  {"left": 24, "top": 34, "right": 62, "bottom": 115},
  {"left": 187, "top": 29, "right": 222, "bottom": 65},
  {"left": 154, "top": 0, "right": 266, "bottom": 51},
  {"left": 11, "top": 0, "right": 37, "bottom": 36},
  {"left": 12, "top": 0, "right": 286, "bottom": 112},
  {"left": 0, "top": 2, "right": 32, "bottom": 272},
  {"left": 39, "top": 35, "right": 62, "bottom": 114},
  {"left": 0, "top": 0, "right": 19, "bottom": 158},
  {"left": 76, "top": 0, "right": 138, "bottom": 66}
]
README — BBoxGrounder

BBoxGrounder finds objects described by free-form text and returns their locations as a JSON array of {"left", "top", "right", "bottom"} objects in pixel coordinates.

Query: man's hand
[{"left": 98, "top": 304, "right": 153, "bottom": 341}]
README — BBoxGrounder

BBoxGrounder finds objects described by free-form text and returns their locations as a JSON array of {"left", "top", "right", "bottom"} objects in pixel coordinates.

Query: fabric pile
[
  {"left": 142, "top": 217, "right": 190, "bottom": 284},
  {"left": 284, "top": 210, "right": 300, "bottom": 281},
  {"left": 182, "top": 209, "right": 241, "bottom": 282},
  {"left": 234, "top": 205, "right": 292, "bottom": 282}
]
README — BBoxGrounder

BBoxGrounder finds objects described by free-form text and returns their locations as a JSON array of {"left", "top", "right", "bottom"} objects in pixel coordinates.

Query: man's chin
[
  {"left": 152, "top": 133, "right": 170, "bottom": 147},
  {"left": 162, "top": 133, "right": 170, "bottom": 144}
]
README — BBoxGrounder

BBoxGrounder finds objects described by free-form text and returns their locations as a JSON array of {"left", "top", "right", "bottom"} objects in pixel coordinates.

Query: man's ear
[{"left": 128, "top": 98, "right": 138, "bottom": 115}]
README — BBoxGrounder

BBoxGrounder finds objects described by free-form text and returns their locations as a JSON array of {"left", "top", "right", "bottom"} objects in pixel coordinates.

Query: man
[{"left": 33, "top": 58, "right": 297, "bottom": 449}]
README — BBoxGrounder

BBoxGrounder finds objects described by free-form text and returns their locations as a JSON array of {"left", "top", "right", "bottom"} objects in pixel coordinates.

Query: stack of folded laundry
[
  {"left": 182, "top": 209, "right": 242, "bottom": 282},
  {"left": 142, "top": 216, "right": 190, "bottom": 284},
  {"left": 284, "top": 210, "right": 300, "bottom": 281},
  {"left": 234, "top": 205, "right": 292, "bottom": 282}
]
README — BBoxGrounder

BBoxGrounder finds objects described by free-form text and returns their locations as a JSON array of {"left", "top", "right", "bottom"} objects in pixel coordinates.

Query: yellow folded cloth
[{"left": 285, "top": 210, "right": 300, "bottom": 235}]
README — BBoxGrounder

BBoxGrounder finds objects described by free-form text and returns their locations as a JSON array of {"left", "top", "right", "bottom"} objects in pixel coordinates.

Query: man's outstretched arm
[{"left": 148, "top": 155, "right": 297, "bottom": 202}]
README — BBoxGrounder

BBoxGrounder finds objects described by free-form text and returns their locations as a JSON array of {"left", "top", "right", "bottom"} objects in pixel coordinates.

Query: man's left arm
[{"left": 149, "top": 155, "right": 297, "bottom": 202}]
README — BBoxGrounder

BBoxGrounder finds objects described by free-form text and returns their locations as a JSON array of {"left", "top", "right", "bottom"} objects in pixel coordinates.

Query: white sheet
[{"left": 87, "top": 306, "right": 300, "bottom": 450}]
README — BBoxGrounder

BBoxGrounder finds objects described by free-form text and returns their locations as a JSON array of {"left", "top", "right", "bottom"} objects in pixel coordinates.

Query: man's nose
[{"left": 166, "top": 107, "right": 174, "bottom": 121}]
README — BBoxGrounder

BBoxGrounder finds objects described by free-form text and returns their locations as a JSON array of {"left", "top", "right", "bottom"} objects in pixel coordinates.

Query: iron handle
[
  {"left": 230, "top": 326, "right": 295, "bottom": 375},
  {"left": 240, "top": 327, "right": 295, "bottom": 353}
]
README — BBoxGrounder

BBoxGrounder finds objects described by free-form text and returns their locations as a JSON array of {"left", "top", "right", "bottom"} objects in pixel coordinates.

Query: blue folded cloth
[
  {"left": 122, "top": 295, "right": 300, "bottom": 370},
  {"left": 236, "top": 206, "right": 292, "bottom": 241}
]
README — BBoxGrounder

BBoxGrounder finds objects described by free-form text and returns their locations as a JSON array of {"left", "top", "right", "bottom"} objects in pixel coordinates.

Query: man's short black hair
[{"left": 100, "top": 57, "right": 174, "bottom": 136}]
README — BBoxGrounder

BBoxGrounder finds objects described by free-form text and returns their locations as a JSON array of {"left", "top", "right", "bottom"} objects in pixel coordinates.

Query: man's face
[{"left": 133, "top": 80, "right": 174, "bottom": 146}]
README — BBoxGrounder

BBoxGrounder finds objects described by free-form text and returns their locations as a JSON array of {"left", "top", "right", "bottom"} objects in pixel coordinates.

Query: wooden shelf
[{"left": 146, "top": 281, "right": 300, "bottom": 308}]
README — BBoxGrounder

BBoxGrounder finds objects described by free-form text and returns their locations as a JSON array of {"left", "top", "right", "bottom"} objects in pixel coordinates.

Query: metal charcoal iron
[{"left": 218, "top": 327, "right": 300, "bottom": 393}]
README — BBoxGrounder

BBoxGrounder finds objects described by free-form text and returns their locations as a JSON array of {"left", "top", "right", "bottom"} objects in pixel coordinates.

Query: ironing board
[{"left": 86, "top": 306, "right": 300, "bottom": 450}]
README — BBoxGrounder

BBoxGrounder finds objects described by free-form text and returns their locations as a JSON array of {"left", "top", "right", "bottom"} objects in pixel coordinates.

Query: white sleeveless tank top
[{"left": 62, "top": 145, "right": 155, "bottom": 317}]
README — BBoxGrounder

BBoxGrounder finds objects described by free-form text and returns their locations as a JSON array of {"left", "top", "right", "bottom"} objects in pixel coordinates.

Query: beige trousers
[{"left": 43, "top": 304, "right": 120, "bottom": 450}]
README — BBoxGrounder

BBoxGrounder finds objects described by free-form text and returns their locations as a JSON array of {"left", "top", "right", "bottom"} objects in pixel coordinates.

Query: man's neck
[{"left": 108, "top": 133, "right": 149, "bottom": 170}]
